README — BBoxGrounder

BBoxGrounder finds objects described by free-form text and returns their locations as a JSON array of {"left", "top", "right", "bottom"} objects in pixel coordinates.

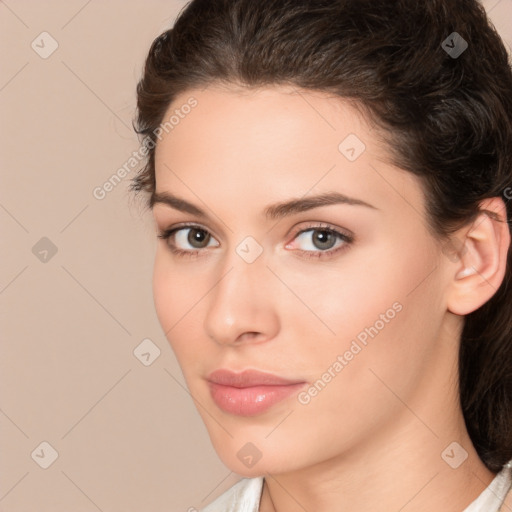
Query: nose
[{"left": 203, "top": 249, "right": 280, "bottom": 346}]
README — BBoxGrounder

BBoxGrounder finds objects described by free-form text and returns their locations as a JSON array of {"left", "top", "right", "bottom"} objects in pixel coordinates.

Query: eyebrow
[{"left": 151, "top": 190, "right": 377, "bottom": 220}]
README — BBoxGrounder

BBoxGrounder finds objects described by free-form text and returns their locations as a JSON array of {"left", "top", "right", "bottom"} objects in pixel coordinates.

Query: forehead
[
  {"left": 153, "top": 84, "right": 425, "bottom": 219},
  {"left": 159, "top": 84, "right": 368, "bottom": 150}
]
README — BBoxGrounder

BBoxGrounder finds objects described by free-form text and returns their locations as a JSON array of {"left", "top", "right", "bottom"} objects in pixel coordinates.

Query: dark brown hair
[{"left": 131, "top": 0, "right": 512, "bottom": 472}]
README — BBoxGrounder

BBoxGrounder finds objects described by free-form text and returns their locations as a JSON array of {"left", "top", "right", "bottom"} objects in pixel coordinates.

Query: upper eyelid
[
  {"left": 162, "top": 221, "right": 350, "bottom": 235},
  {"left": 286, "top": 225, "right": 353, "bottom": 248}
]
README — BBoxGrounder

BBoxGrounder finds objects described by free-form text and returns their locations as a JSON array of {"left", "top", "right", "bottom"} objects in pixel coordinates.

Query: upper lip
[{"left": 206, "top": 369, "right": 305, "bottom": 388}]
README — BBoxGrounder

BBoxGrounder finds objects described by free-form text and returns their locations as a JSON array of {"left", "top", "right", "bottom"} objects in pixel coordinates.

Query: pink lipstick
[{"left": 206, "top": 369, "right": 306, "bottom": 416}]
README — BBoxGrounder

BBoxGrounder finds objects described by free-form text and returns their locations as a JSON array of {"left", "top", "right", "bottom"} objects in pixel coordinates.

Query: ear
[{"left": 445, "top": 197, "right": 510, "bottom": 316}]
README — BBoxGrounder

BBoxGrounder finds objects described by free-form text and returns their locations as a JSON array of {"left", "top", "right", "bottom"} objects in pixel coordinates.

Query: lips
[
  {"left": 206, "top": 369, "right": 307, "bottom": 416},
  {"left": 207, "top": 369, "right": 305, "bottom": 387}
]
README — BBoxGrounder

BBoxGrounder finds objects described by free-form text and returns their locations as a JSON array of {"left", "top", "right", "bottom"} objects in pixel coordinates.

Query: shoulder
[{"left": 199, "top": 477, "right": 264, "bottom": 512}]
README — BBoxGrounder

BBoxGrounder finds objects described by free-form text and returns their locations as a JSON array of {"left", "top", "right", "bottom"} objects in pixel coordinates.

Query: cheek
[
  {"left": 276, "top": 242, "right": 427, "bottom": 343},
  {"left": 307, "top": 252, "right": 443, "bottom": 410},
  {"left": 284, "top": 286, "right": 443, "bottom": 463},
  {"left": 286, "top": 236, "right": 443, "bottom": 385}
]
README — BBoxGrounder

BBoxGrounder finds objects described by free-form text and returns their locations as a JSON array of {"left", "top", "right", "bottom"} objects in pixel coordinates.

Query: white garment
[
  {"left": 200, "top": 477, "right": 263, "bottom": 512},
  {"left": 462, "top": 460, "right": 512, "bottom": 512},
  {"left": 200, "top": 460, "right": 512, "bottom": 512}
]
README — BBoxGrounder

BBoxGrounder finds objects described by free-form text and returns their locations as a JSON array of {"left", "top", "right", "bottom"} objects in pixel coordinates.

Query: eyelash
[{"left": 157, "top": 222, "right": 354, "bottom": 260}]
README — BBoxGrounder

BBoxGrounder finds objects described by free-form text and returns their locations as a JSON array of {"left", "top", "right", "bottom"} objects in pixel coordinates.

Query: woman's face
[{"left": 152, "top": 85, "right": 454, "bottom": 476}]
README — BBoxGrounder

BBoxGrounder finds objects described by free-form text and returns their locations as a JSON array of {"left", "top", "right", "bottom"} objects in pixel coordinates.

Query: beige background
[{"left": 1, "top": 1, "right": 511, "bottom": 511}]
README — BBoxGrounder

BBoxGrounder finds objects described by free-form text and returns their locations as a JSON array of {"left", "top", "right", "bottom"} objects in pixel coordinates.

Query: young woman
[{"left": 130, "top": 0, "right": 512, "bottom": 510}]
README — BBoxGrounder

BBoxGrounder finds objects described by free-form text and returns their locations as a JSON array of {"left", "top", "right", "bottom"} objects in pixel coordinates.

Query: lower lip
[{"left": 208, "top": 382, "right": 306, "bottom": 416}]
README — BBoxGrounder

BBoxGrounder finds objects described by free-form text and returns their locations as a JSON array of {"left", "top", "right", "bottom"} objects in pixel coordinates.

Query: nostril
[{"left": 237, "top": 332, "right": 262, "bottom": 342}]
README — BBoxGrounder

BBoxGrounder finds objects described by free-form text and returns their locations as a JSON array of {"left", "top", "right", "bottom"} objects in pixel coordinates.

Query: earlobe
[{"left": 446, "top": 197, "right": 510, "bottom": 316}]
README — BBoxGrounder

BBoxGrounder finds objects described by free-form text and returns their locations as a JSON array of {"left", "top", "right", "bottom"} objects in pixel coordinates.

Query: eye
[
  {"left": 157, "top": 222, "right": 354, "bottom": 260},
  {"left": 286, "top": 223, "right": 354, "bottom": 259},
  {"left": 157, "top": 224, "right": 219, "bottom": 258}
]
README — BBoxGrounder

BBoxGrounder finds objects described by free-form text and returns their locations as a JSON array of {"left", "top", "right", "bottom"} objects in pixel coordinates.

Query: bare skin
[{"left": 151, "top": 84, "right": 509, "bottom": 512}]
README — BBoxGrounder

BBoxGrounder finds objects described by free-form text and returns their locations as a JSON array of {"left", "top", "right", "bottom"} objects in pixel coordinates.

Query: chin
[{"left": 211, "top": 441, "right": 297, "bottom": 478}]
